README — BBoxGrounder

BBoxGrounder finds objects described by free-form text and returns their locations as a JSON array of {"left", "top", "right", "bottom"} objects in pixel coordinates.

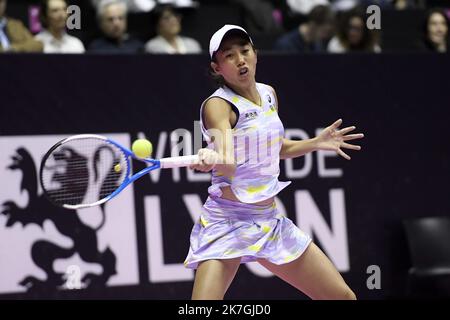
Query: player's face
[
  {"left": 47, "top": 0, "right": 68, "bottom": 31},
  {"left": 428, "top": 13, "right": 448, "bottom": 45},
  {"left": 212, "top": 36, "right": 257, "bottom": 88}
]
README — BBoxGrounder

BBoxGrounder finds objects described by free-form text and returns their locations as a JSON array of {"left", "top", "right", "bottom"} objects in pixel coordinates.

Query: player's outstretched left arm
[{"left": 280, "top": 119, "right": 364, "bottom": 160}]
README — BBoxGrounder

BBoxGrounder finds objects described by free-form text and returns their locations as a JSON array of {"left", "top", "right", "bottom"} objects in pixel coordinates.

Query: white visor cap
[{"left": 209, "top": 24, "right": 253, "bottom": 59}]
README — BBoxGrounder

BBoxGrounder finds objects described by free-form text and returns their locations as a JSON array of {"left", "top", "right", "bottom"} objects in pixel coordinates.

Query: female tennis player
[{"left": 185, "top": 25, "right": 363, "bottom": 300}]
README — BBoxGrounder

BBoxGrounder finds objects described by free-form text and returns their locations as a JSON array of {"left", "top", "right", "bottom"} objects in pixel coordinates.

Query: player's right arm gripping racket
[{"left": 39, "top": 134, "right": 199, "bottom": 209}]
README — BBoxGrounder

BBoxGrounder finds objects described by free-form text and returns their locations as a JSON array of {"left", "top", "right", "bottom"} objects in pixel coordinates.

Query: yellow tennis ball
[
  {"left": 114, "top": 164, "right": 121, "bottom": 172},
  {"left": 132, "top": 139, "right": 153, "bottom": 158}
]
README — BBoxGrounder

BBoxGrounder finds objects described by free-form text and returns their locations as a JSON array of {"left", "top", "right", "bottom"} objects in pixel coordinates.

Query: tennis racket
[{"left": 39, "top": 134, "right": 198, "bottom": 209}]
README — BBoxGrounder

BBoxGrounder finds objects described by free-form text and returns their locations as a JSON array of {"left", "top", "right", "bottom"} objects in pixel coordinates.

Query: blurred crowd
[{"left": 0, "top": 0, "right": 448, "bottom": 54}]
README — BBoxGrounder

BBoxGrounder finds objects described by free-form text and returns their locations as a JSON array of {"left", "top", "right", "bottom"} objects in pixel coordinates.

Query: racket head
[{"left": 39, "top": 134, "right": 131, "bottom": 209}]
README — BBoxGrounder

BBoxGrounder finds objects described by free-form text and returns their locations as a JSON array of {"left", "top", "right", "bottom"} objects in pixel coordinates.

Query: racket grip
[{"left": 159, "top": 155, "right": 199, "bottom": 169}]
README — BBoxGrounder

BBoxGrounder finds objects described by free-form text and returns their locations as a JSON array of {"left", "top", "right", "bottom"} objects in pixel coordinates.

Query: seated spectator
[
  {"left": 274, "top": 5, "right": 335, "bottom": 53},
  {"left": 89, "top": 0, "right": 144, "bottom": 53},
  {"left": 418, "top": 8, "right": 449, "bottom": 53},
  {"left": 35, "top": 0, "right": 85, "bottom": 53},
  {"left": 145, "top": 4, "right": 201, "bottom": 54},
  {"left": 0, "top": 0, "right": 43, "bottom": 53},
  {"left": 230, "top": 0, "right": 282, "bottom": 35},
  {"left": 327, "top": 7, "right": 381, "bottom": 53}
]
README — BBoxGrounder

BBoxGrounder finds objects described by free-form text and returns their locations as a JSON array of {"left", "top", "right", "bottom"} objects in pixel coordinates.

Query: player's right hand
[{"left": 189, "top": 148, "right": 219, "bottom": 172}]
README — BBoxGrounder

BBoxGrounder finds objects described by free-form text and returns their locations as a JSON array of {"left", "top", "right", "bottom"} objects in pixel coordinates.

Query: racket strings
[{"left": 41, "top": 137, "right": 128, "bottom": 207}]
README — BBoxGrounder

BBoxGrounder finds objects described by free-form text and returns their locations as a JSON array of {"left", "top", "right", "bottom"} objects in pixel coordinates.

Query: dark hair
[
  {"left": 151, "top": 4, "right": 180, "bottom": 29},
  {"left": 421, "top": 8, "right": 449, "bottom": 51},
  {"left": 208, "top": 49, "right": 229, "bottom": 88},
  {"left": 336, "top": 7, "right": 379, "bottom": 52},
  {"left": 308, "top": 5, "right": 334, "bottom": 26},
  {"left": 208, "top": 30, "right": 255, "bottom": 88},
  {"left": 40, "top": 0, "right": 67, "bottom": 29}
]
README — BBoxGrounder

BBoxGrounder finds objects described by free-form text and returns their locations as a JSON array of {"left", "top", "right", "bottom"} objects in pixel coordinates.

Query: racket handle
[{"left": 159, "top": 155, "right": 199, "bottom": 169}]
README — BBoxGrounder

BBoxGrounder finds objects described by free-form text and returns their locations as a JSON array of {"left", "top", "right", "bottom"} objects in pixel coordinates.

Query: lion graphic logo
[{"left": 1, "top": 147, "right": 118, "bottom": 292}]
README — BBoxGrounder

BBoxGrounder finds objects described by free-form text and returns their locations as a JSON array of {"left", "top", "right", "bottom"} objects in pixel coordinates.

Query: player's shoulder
[
  {"left": 203, "top": 87, "right": 232, "bottom": 109},
  {"left": 257, "top": 82, "right": 279, "bottom": 110},
  {"left": 211, "top": 86, "right": 229, "bottom": 97},
  {"left": 257, "top": 82, "right": 277, "bottom": 96},
  {"left": 204, "top": 96, "right": 232, "bottom": 113}
]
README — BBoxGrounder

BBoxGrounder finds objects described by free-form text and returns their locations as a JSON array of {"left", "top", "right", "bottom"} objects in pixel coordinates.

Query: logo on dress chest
[
  {"left": 244, "top": 111, "right": 258, "bottom": 119},
  {"left": 265, "top": 93, "right": 276, "bottom": 112}
]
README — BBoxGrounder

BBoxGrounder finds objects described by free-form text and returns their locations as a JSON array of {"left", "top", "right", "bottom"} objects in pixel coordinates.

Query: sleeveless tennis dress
[{"left": 184, "top": 83, "right": 311, "bottom": 269}]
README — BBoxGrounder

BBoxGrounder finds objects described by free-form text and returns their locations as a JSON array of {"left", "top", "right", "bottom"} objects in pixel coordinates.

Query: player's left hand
[{"left": 315, "top": 119, "right": 364, "bottom": 160}]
